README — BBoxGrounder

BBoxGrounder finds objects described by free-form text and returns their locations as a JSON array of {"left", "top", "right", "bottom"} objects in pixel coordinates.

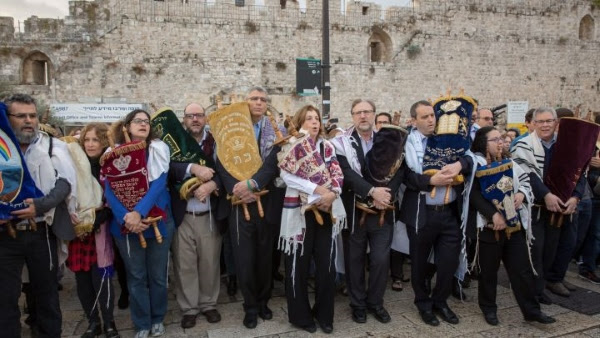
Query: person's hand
[
  {"left": 430, "top": 171, "right": 454, "bottom": 186},
  {"left": 441, "top": 161, "right": 462, "bottom": 177},
  {"left": 371, "top": 187, "right": 391, "bottom": 206},
  {"left": 193, "top": 181, "right": 217, "bottom": 202},
  {"left": 514, "top": 192, "right": 525, "bottom": 210},
  {"left": 543, "top": 193, "right": 564, "bottom": 213},
  {"left": 233, "top": 180, "right": 255, "bottom": 200},
  {"left": 316, "top": 191, "right": 336, "bottom": 211},
  {"left": 373, "top": 200, "right": 388, "bottom": 210},
  {"left": 123, "top": 211, "right": 142, "bottom": 229},
  {"left": 590, "top": 157, "right": 600, "bottom": 169},
  {"left": 12, "top": 198, "right": 36, "bottom": 219},
  {"left": 563, "top": 197, "right": 579, "bottom": 215},
  {"left": 190, "top": 164, "right": 214, "bottom": 181},
  {"left": 492, "top": 212, "right": 507, "bottom": 231},
  {"left": 70, "top": 213, "right": 80, "bottom": 225}
]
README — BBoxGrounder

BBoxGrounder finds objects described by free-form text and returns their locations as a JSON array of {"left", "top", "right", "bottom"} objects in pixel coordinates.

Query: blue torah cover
[
  {"left": 475, "top": 158, "right": 520, "bottom": 228},
  {"left": 0, "top": 102, "right": 44, "bottom": 220}
]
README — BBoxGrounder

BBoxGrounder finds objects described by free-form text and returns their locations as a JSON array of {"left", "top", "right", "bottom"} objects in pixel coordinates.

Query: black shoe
[
  {"left": 294, "top": 323, "right": 317, "bottom": 333},
  {"left": 258, "top": 305, "right": 273, "bottom": 320},
  {"left": 117, "top": 292, "right": 129, "bottom": 310},
  {"left": 181, "top": 314, "right": 197, "bottom": 329},
  {"left": 351, "top": 309, "right": 367, "bottom": 323},
  {"left": 315, "top": 319, "right": 333, "bottom": 334},
  {"left": 227, "top": 276, "right": 237, "bottom": 296},
  {"left": 524, "top": 313, "right": 556, "bottom": 324},
  {"left": 368, "top": 306, "right": 391, "bottom": 323},
  {"left": 203, "top": 309, "right": 222, "bottom": 323},
  {"left": 243, "top": 313, "right": 257, "bottom": 329},
  {"left": 433, "top": 305, "right": 459, "bottom": 324},
  {"left": 484, "top": 312, "right": 499, "bottom": 326},
  {"left": 104, "top": 321, "right": 120, "bottom": 338},
  {"left": 419, "top": 310, "right": 439, "bottom": 326},
  {"left": 81, "top": 321, "right": 102, "bottom": 338},
  {"left": 537, "top": 292, "right": 553, "bottom": 305}
]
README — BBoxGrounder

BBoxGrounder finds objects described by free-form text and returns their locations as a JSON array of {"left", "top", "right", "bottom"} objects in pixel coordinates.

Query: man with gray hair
[
  {"left": 216, "top": 86, "right": 286, "bottom": 329},
  {"left": 512, "top": 107, "right": 582, "bottom": 317},
  {"left": 0, "top": 93, "right": 78, "bottom": 336}
]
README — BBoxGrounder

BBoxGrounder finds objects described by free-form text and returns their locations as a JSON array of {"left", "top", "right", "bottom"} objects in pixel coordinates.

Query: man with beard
[
  {"left": 170, "top": 103, "right": 223, "bottom": 328},
  {"left": 0, "top": 94, "right": 77, "bottom": 337}
]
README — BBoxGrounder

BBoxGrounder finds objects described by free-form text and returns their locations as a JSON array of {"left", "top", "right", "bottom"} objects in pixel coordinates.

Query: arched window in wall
[
  {"left": 579, "top": 14, "right": 595, "bottom": 41},
  {"left": 21, "top": 51, "right": 53, "bottom": 86},
  {"left": 368, "top": 28, "right": 392, "bottom": 63}
]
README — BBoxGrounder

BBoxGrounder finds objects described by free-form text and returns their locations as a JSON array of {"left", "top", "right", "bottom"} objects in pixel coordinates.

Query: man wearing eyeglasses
[
  {"left": 0, "top": 93, "right": 78, "bottom": 337},
  {"left": 216, "top": 87, "right": 287, "bottom": 329},
  {"left": 170, "top": 103, "right": 223, "bottom": 329},
  {"left": 470, "top": 108, "right": 494, "bottom": 140},
  {"left": 512, "top": 107, "right": 585, "bottom": 305}
]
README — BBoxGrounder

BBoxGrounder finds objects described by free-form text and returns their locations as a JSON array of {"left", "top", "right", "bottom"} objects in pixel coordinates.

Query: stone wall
[{"left": 0, "top": 0, "right": 598, "bottom": 127}]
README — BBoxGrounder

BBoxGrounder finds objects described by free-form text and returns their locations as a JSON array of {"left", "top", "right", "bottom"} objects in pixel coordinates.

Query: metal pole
[{"left": 321, "top": 0, "right": 331, "bottom": 120}]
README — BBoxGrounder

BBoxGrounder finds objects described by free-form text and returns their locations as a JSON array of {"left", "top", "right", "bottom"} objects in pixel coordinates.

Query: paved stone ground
[{"left": 20, "top": 262, "right": 600, "bottom": 338}]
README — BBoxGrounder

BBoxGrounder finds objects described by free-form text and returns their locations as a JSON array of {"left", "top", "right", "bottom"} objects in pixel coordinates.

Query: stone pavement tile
[
  {"left": 478, "top": 323, "right": 550, "bottom": 337},
  {"left": 582, "top": 327, "right": 600, "bottom": 336}
]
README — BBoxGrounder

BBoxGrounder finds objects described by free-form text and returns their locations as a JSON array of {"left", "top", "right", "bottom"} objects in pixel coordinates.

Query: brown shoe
[
  {"left": 181, "top": 314, "right": 197, "bottom": 329},
  {"left": 203, "top": 309, "right": 222, "bottom": 323},
  {"left": 546, "top": 282, "right": 570, "bottom": 297}
]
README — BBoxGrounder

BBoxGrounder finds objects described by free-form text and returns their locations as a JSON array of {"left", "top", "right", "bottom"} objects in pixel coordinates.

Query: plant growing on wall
[{"left": 406, "top": 44, "right": 421, "bottom": 59}]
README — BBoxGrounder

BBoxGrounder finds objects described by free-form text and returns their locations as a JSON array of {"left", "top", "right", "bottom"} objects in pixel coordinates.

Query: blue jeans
[
  {"left": 580, "top": 199, "right": 600, "bottom": 274},
  {"left": 114, "top": 219, "right": 174, "bottom": 330},
  {"left": 574, "top": 198, "right": 593, "bottom": 258},
  {"left": 546, "top": 210, "right": 577, "bottom": 283}
]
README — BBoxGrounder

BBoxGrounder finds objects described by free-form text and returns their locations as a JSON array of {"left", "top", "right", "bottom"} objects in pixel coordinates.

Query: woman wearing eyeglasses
[
  {"left": 104, "top": 109, "right": 174, "bottom": 338},
  {"left": 468, "top": 126, "right": 555, "bottom": 326}
]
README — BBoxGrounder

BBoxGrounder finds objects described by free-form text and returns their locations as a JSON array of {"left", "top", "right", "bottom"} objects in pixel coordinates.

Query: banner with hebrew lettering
[{"left": 208, "top": 102, "right": 262, "bottom": 181}]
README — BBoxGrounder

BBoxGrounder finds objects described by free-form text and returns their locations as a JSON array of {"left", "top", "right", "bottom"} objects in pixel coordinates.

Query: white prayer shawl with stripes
[{"left": 511, "top": 131, "right": 546, "bottom": 179}]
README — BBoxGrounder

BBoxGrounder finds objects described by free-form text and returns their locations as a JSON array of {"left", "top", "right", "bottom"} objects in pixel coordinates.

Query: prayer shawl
[
  {"left": 278, "top": 132, "right": 346, "bottom": 293},
  {"left": 258, "top": 116, "right": 286, "bottom": 161},
  {"left": 471, "top": 154, "right": 536, "bottom": 275},
  {"left": 511, "top": 131, "right": 545, "bottom": 179}
]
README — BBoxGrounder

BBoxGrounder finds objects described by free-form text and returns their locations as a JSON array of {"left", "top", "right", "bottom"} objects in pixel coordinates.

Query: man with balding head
[
  {"left": 470, "top": 108, "right": 494, "bottom": 140},
  {"left": 170, "top": 103, "right": 222, "bottom": 328}
]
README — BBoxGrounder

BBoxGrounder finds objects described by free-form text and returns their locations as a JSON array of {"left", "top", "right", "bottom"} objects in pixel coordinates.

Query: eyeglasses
[
  {"left": 487, "top": 137, "right": 505, "bottom": 144},
  {"left": 8, "top": 113, "right": 38, "bottom": 120},
  {"left": 248, "top": 96, "right": 268, "bottom": 102},
  {"left": 534, "top": 119, "right": 556, "bottom": 125},
  {"left": 131, "top": 118, "right": 150, "bottom": 125},
  {"left": 184, "top": 113, "right": 205, "bottom": 119},
  {"left": 352, "top": 110, "right": 374, "bottom": 116}
]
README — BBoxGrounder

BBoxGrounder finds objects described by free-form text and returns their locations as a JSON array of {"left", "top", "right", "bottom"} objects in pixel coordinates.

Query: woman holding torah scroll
[
  {"left": 277, "top": 105, "right": 346, "bottom": 334},
  {"left": 102, "top": 109, "right": 173, "bottom": 338},
  {"left": 469, "top": 126, "right": 555, "bottom": 325}
]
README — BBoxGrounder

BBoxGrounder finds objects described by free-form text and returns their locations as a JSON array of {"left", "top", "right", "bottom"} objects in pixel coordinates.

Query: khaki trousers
[{"left": 174, "top": 213, "right": 221, "bottom": 315}]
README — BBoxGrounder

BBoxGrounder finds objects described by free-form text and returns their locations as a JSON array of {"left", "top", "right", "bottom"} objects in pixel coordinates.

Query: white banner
[
  {"left": 506, "top": 101, "right": 529, "bottom": 124},
  {"left": 50, "top": 104, "right": 144, "bottom": 123}
]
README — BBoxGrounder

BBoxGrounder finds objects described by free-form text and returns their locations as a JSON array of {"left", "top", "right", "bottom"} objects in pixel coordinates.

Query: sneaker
[
  {"left": 579, "top": 271, "right": 600, "bottom": 285},
  {"left": 150, "top": 323, "right": 165, "bottom": 337},
  {"left": 546, "top": 282, "right": 570, "bottom": 297},
  {"left": 134, "top": 330, "right": 149, "bottom": 338}
]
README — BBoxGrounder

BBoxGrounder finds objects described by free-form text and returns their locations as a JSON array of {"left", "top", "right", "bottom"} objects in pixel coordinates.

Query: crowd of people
[{"left": 0, "top": 89, "right": 599, "bottom": 338}]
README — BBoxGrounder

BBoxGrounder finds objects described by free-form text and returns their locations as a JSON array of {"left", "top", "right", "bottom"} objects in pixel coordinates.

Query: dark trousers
[
  {"left": 580, "top": 199, "right": 600, "bottom": 274},
  {"left": 574, "top": 198, "right": 593, "bottom": 259},
  {"left": 407, "top": 206, "right": 461, "bottom": 312},
  {"left": 0, "top": 225, "right": 61, "bottom": 338},
  {"left": 477, "top": 228, "right": 541, "bottom": 318},
  {"left": 285, "top": 211, "right": 336, "bottom": 327},
  {"left": 390, "top": 249, "right": 406, "bottom": 281},
  {"left": 75, "top": 264, "right": 115, "bottom": 325},
  {"left": 112, "top": 237, "right": 128, "bottom": 299},
  {"left": 229, "top": 204, "right": 273, "bottom": 314},
  {"left": 530, "top": 206, "right": 561, "bottom": 295},
  {"left": 347, "top": 211, "right": 393, "bottom": 309},
  {"left": 546, "top": 211, "right": 577, "bottom": 283}
]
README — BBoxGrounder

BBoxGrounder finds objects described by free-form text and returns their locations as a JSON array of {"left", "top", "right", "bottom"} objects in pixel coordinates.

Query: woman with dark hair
[
  {"left": 469, "top": 126, "right": 554, "bottom": 326},
  {"left": 277, "top": 105, "right": 346, "bottom": 334},
  {"left": 67, "top": 123, "right": 120, "bottom": 338},
  {"left": 104, "top": 109, "right": 173, "bottom": 338}
]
